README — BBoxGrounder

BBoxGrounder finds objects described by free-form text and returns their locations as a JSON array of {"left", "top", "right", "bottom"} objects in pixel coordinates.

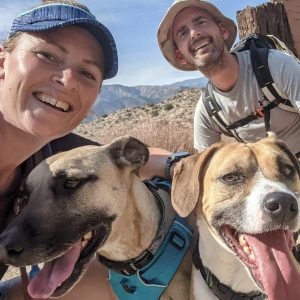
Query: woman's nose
[{"left": 52, "top": 68, "right": 78, "bottom": 91}]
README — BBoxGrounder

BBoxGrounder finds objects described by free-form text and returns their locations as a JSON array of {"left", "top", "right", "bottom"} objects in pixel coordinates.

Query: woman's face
[{"left": 0, "top": 26, "right": 105, "bottom": 139}]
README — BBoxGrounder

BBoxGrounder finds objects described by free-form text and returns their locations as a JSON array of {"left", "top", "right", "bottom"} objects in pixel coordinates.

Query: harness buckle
[
  {"left": 170, "top": 231, "right": 185, "bottom": 250},
  {"left": 121, "top": 279, "right": 137, "bottom": 294}
]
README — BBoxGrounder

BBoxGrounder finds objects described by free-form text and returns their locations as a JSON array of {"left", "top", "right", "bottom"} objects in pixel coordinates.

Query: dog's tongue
[
  {"left": 27, "top": 241, "right": 81, "bottom": 299},
  {"left": 243, "top": 230, "right": 300, "bottom": 300}
]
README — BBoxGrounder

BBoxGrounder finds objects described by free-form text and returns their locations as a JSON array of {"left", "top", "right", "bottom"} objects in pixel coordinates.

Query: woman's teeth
[{"left": 35, "top": 92, "right": 71, "bottom": 112}]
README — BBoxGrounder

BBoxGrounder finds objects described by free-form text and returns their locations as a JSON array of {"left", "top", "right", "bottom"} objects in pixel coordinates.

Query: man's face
[{"left": 172, "top": 7, "right": 229, "bottom": 71}]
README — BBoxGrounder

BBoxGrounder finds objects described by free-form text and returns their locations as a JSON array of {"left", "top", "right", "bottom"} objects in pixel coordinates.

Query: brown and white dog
[
  {"left": 0, "top": 136, "right": 192, "bottom": 299},
  {"left": 172, "top": 136, "right": 300, "bottom": 300}
]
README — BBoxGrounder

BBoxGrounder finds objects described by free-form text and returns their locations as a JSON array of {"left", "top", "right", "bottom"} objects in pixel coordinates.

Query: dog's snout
[
  {"left": 263, "top": 192, "right": 298, "bottom": 222},
  {"left": 0, "top": 227, "right": 25, "bottom": 259}
]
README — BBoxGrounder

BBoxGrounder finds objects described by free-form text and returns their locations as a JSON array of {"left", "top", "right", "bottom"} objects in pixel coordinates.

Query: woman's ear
[{"left": 0, "top": 46, "right": 5, "bottom": 79}]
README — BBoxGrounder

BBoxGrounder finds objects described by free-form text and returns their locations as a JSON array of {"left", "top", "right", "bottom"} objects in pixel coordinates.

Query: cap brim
[
  {"left": 157, "top": 0, "right": 237, "bottom": 71},
  {"left": 12, "top": 18, "right": 118, "bottom": 79}
]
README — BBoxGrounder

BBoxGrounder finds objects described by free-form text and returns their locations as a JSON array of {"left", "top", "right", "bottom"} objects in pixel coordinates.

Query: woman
[
  {"left": 0, "top": 1, "right": 119, "bottom": 298},
  {"left": 0, "top": 0, "right": 175, "bottom": 299}
]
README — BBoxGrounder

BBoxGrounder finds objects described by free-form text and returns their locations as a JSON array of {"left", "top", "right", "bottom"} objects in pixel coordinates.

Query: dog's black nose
[
  {"left": 263, "top": 192, "right": 298, "bottom": 222},
  {"left": 0, "top": 226, "right": 25, "bottom": 257}
]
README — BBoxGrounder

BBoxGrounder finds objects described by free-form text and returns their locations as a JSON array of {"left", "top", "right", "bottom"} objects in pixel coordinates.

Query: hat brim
[
  {"left": 157, "top": 0, "right": 237, "bottom": 71},
  {"left": 11, "top": 18, "right": 118, "bottom": 79}
]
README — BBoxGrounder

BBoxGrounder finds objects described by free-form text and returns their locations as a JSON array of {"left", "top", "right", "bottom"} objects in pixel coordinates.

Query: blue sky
[{"left": 0, "top": 0, "right": 266, "bottom": 86}]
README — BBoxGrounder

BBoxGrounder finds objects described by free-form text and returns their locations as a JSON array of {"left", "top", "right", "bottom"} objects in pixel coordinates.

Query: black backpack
[{"left": 203, "top": 33, "right": 299, "bottom": 141}]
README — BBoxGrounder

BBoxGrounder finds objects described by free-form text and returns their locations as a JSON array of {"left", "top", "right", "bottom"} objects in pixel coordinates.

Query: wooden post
[
  {"left": 276, "top": 0, "right": 300, "bottom": 58},
  {"left": 236, "top": 2, "right": 298, "bottom": 57}
]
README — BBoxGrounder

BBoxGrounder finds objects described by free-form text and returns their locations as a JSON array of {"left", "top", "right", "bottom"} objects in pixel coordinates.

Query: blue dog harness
[{"left": 98, "top": 178, "right": 193, "bottom": 299}]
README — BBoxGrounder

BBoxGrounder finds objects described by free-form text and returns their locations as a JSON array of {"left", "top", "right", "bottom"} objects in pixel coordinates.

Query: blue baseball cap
[{"left": 9, "top": 3, "right": 118, "bottom": 80}]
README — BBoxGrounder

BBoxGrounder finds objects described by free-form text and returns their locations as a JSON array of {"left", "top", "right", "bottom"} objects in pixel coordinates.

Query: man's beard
[{"left": 190, "top": 37, "right": 226, "bottom": 76}]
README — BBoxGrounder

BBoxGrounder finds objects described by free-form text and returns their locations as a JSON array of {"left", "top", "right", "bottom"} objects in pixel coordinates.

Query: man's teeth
[
  {"left": 238, "top": 234, "right": 255, "bottom": 261},
  {"left": 35, "top": 93, "right": 71, "bottom": 112}
]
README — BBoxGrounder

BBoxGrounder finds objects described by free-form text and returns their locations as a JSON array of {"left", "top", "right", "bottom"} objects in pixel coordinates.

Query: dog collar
[
  {"left": 192, "top": 245, "right": 265, "bottom": 300},
  {"left": 98, "top": 178, "right": 193, "bottom": 299},
  {"left": 98, "top": 178, "right": 176, "bottom": 274}
]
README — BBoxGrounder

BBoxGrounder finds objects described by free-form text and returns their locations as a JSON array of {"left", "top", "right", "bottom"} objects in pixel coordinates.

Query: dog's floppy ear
[
  {"left": 108, "top": 135, "right": 149, "bottom": 170},
  {"left": 172, "top": 144, "right": 222, "bottom": 217}
]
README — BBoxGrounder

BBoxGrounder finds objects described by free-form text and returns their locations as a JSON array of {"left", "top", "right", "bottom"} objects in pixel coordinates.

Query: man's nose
[
  {"left": 52, "top": 68, "right": 78, "bottom": 91},
  {"left": 190, "top": 28, "right": 200, "bottom": 40}
]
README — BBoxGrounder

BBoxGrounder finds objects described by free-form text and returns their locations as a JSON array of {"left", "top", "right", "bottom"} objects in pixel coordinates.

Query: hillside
[
  {"left": 89, "top": 78, "right": 207, "bottom": 117},
  {"left": 75, "top": 89, "right": 202, "bottom": 150}
]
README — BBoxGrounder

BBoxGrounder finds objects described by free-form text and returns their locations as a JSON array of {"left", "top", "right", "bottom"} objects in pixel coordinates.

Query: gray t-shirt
[{"left": 194, "top": 49, "right": 300, "bottom": 153}]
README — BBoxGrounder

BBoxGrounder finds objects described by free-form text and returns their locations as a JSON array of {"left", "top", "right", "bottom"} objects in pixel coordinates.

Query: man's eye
[
  {"left": 196, "top": 20, "right": 205, "bottom": 25},
  {"left": 178, "top": 31, "right": 187, "bottom": 40}
]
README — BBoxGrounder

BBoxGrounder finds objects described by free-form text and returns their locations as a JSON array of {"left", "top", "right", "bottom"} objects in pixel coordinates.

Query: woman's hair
[{"left": 3, "top": 0, "right": 90, "bottom": 52}]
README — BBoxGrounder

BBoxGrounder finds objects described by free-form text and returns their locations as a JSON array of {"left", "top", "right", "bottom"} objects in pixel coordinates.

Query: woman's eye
[
  {"left": 36, "top": 51, "right": 57, "bottom": 63},
  {"left": 81, "top": 70, "right": 96, "bottom": 80}
]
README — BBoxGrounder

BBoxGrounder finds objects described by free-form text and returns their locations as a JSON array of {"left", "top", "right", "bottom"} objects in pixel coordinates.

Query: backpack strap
[
  {"left": 203, "top": 84, "right": 230, "bottom": 135},
  {"left": 203, "top": 40, "right": 297, "bottom": 138},
  {"left": 204, "top": 83, "right": 244, "bottom": 142},
  {"left": 249, "top": 42, "right": 295, "bottom": 113}
]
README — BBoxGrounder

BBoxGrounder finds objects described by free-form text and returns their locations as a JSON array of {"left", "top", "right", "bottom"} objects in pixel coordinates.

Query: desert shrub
[
  {"left": 163, "top": 103, "right": 174, "bottom": 111},
  {"left": 151, "top": 110, "right": 159, "bottom": 117}
]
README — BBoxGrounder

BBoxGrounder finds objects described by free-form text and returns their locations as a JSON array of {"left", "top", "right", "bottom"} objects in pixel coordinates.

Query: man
[{"left": 157, "top": 0, "right": 300, "bottom": 155}]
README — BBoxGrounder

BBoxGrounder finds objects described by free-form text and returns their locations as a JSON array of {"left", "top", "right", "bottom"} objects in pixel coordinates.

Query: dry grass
[{"left": 88, "top": 118, "right": 196, "bottom": 153}]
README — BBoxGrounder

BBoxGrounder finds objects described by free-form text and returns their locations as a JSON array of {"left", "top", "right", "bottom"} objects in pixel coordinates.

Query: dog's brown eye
[
  {"left": 64, "top": 179, "right": 81, "bottom": 189},
  {"left": 281, "top": 164, "right": 295, "bottom": 177},
  {"left": 221, "top": 173, "right": 245, "bottom": 184}
]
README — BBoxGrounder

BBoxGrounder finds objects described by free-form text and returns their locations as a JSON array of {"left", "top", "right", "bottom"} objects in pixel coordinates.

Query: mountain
[{"left": 90, "top": 77, "right": 207, "bottom": 118}]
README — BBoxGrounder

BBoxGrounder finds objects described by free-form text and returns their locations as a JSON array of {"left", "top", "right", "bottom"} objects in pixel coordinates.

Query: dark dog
[{"left": 0, "top": 136, "right": 192, "bottom": 299}]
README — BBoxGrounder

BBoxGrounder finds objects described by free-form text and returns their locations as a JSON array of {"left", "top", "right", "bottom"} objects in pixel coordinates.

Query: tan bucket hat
[{"left": 157, "top": 0, "right": 237, "bottom": 71}]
